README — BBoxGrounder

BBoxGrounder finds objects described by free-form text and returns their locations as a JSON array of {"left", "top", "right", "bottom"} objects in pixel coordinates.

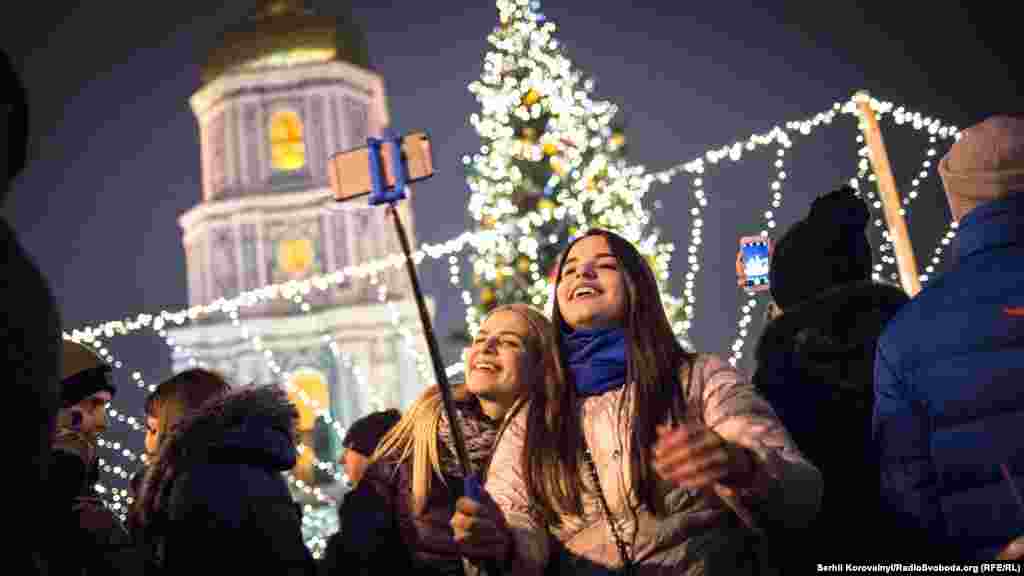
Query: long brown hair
[
  {"left": 370, "top": 304, "right": 561, "bottom": 516},
  {"left": 150, "top": 369, "right": 231, "bottom": 449},
  {"left": 526, "top": 229, "right": 695, "bottom": 520}
]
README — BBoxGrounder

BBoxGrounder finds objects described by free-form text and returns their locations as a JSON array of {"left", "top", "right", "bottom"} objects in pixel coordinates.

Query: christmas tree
[{"left": 461, "top": 0, "right": 686, "bottom": 338}]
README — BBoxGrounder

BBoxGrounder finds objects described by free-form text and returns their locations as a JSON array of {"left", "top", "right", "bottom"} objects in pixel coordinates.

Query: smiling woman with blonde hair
[{"left": 324, "top": 303, "right": 561, "bottom": 576}]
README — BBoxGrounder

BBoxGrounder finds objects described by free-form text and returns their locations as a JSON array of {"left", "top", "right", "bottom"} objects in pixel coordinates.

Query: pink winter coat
[{"left": 484, "top": 354, "right": 822, "bottom": 575}]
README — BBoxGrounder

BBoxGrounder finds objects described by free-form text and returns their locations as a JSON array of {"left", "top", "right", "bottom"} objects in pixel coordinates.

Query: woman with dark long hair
[
  {"left": 134, "top": 371, "right": 314, "bottom": 574},
  {"left": 453, "top": 229, "right": 822, "bottom": 575},
  {"left": 127, "top": 369, "right": 229, "bottom": 538}
]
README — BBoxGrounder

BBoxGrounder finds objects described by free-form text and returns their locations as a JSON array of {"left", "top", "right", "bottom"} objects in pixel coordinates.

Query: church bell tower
[{"left": 165, "top": 0, "right": 430, "bottom": 552}]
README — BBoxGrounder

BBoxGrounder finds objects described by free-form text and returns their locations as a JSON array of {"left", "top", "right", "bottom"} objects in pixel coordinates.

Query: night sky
[{"left": 2, "top": 2, "right": 1015, "bottom": 447}]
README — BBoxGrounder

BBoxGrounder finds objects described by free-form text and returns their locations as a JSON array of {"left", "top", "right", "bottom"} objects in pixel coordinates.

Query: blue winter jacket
[{"left": 873, "top": 193, "right": 1024, "bottom": 559}]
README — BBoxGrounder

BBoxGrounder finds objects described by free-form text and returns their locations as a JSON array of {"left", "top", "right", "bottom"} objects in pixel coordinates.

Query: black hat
[
  {"left": 770, "top": 185, "right": 872, "bottom": 309},
  {"left": 342, "top": 409, "right": 401, "bottom": 457}
]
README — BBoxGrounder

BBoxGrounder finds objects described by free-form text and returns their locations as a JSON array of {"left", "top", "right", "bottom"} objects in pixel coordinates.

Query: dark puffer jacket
[
  {"left": 2, "top": 216, "right": 62, "bottom": 575},
  {"left": 753, "top": 280, "right": 908, "bottom": 559},
  {"left": 136, "top": 385, "right": 314, "bottom": 575},
  {"left": 874, "top": 194, "right": 1024, "bottom": 559},
  {"left": 49, "top": 432, "right": 138, "bottom": 576},
  {"left": 324, "top": 395, "right": 500, "bottom": 576}
]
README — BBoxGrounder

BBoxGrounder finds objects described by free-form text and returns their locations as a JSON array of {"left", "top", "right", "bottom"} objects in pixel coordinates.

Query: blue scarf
[{"left": 563, "top": 327, "right": 628, "bottom": 397}]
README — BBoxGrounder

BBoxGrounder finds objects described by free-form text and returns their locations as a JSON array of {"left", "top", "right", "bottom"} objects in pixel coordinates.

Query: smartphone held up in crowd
[{"left": 736, "top": 235, "right": 772, "bottom": 294}]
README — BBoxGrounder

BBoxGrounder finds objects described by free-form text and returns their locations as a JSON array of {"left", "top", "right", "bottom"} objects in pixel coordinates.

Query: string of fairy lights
[
  {"left": 79, "top": 289, "right": 388, "bottom": 522},
  {"left": 77, "top": 287, "right": 413, "bottom": 556},
  {"left": 161, "top": 278, "right": 442, "bottom": 558},
  {"left": 719, "top": 97, "right": 961, "bottom": 366},
  {"left": 77, "top": 328, "right": 354, "bottom": 500},
  {"left": 100, "top": 96, "right": 957, "bottom": 484},
  {"left": 68, "top": 93, "right": 960, "bottom": 554},
  {"left": 725, "top": 139, "right": 791, "bottom": 367},
  {"left": 857, "top": 107, "right": 960, "bottom": 285},
  {"left": 65, "top": 98, "right": 957, "bottom": 349},
  {"left": 74, "top": 92, "right": 960, "bottom": 405},
  {"left": 83, "top": 280, "right": 431, "bottom": 507}
]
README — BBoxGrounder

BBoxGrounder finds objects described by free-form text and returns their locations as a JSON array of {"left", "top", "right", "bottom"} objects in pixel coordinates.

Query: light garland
[
  {"left": 301, "top": 504, "right": 340, "bottom": 559},
  {"left": 65, "top": 230, "right": 500, "bottom": 343},
  {"left": 921, "top": 220, "right": 960, "bottom": 284},
  {"left": 162, "top": 282, "right": 439, "bottom": 554},
  {"left": 721, "top": 97, "right": 960, "bottom": 368},
  {"left": 57, "top": 336, "right": 153, "bottom": 516},
  {"left": 73, "top": 94, "right": 961, "bottom": 508},
  {"left": 726, "top": 140, "right": 791, "bottom": 367},
  {"left": 727, "top": 298, "right": 760, "bottom": 368},
  {"left": 58, "top": 0, "right": 966, "bottom": 553},
  {"left": 168, "top": 297, "right": 366, "bottom": 484},
  {"left": 849, "top": 102, "right": 960, "bottom": 285},
  {"left": 65, "top": 95, "right": 959, "bottom": 347},
  {"left": 66, "top": 299, "right": 365, "bottom": 520},
  {"left": 69, "top": 91, "right": 964, "bottom": 544}
]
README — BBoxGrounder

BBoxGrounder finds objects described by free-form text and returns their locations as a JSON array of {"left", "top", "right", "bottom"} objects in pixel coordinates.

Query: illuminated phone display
[{"left": 739, "top": 236, "right": 772, "bottom": 292}]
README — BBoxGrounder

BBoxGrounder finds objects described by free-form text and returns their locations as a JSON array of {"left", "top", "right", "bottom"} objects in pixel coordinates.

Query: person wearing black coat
[
  {"left": 318, "top": 409, "right": 402, "bottom": 574},
  {"left": 50, "top": 340, "right": 139, "bottom": 576},
  {"left": 752, "top": 186, "right": 909, "bottom": 561},
  {"left": 136, "top": 384, "right": 315, "bottom": 575},
  {"left": 3, "top": 49, "right": 62, "bottom": 576}
]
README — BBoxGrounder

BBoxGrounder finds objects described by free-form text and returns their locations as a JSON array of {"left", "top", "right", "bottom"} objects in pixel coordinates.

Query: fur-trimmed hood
[
  {"left": 138, "top": 385, "right": 299, "bottom": 525},
  {"left": 755, "top": 281, "right": 908, "bottom": 396}
]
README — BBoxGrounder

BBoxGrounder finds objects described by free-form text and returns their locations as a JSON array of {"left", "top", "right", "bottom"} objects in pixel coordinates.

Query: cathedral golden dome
[{"left": 200, "top": 0, "right": 370, "bottom": 84}]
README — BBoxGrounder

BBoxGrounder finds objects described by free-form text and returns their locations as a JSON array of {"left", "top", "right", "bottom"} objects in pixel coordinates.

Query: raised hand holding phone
[{"left": 737, "top": 236, "right": 772, "bottom": 293}]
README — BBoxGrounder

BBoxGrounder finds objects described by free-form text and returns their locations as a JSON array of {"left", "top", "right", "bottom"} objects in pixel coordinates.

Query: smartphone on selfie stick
[{"left": 328, "top": 130, "right": 483, "bottom": 496}]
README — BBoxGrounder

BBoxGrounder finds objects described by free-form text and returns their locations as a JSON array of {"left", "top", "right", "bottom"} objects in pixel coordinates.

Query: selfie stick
[{"left": 336, "top": 129, "right": 479, "bottom": 497}]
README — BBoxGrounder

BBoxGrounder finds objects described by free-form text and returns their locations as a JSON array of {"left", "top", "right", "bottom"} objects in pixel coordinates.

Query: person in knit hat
[
  {"left": 768, "top": 185, "right": 875, "bottom": 309},
  {"left": 59, "top": 340, "right": 116, "bottom": 413},
  {"left": 54, "top": 340, "right": 116, "bottom": 476},
  {"left": 750, "top": 184, "right": 909, "bottom": 562},
  {"left": 49, "top": 340, "right": 134, "bottom": 575},
  {"left": 341, "top": 408, "right": 402, "bottom": 485},
  {"left": 874, "top": 114, "right": 1024, "bottom": 560}
]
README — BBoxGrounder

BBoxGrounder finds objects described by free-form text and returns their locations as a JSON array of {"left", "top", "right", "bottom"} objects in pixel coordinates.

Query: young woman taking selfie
[{"left": 453, "top": 229, "right": 822, "bottom": 575}]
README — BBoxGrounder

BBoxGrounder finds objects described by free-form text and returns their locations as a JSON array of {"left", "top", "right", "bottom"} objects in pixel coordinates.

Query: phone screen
[{"left": 740, "top": 238, "right": 771, "bottom": 291}]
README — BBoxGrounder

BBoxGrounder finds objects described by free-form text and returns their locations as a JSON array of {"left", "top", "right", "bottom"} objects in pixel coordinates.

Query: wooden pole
[{"left": 855, "top": 91, "right": 921, "bottom": 297}]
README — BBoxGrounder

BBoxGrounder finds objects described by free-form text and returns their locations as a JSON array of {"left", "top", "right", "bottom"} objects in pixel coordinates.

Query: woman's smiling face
[{"left": 556, "top": 234, "right": 627, "bottom": 331}]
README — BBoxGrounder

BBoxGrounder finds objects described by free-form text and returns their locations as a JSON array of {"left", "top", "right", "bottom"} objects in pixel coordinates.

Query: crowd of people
[{"left": 4, "top": 47, "right": 1023, "bottom": 575}]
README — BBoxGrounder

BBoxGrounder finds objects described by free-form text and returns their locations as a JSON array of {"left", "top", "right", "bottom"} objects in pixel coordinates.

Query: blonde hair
[{"left": 368, "top": 303, "right": 558, "bottom": 516}]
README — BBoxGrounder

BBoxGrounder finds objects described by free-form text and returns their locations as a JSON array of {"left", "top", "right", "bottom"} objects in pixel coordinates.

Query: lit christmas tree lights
[{"left": 460, "top": 0, "right": 686, "bottom": 338}]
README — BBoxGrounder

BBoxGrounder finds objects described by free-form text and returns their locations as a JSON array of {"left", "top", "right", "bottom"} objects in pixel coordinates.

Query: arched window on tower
[
  {"left": 269, "top": 110, "right": 306, "bottom": 172},
  {"left": 286, "top": 368, "right": 331, "bottom": 485}
]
